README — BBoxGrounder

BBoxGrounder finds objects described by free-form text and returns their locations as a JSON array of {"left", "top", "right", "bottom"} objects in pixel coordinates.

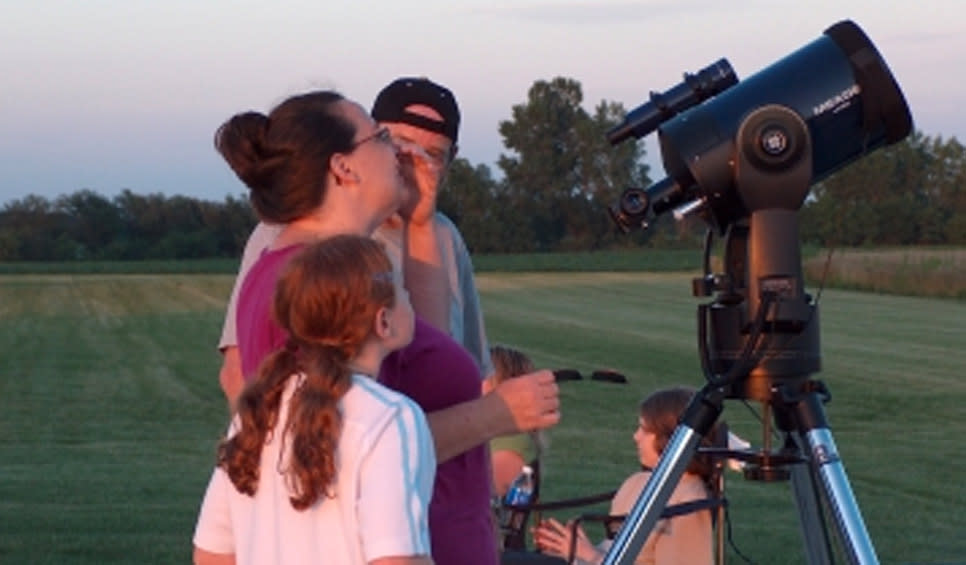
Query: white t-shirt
[{"left": 193, "top": 374, "right": 436, "bottom": 565}]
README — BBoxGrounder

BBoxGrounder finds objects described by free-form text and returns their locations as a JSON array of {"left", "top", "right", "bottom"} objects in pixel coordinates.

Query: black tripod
[{"left": 603, "top": 106, "right": 879, "bottom": 565}]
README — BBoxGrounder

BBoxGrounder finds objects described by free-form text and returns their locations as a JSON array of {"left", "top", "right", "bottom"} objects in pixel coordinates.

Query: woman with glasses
[{"left": 210, "top": 91, "right": 446, "bottom": 382}]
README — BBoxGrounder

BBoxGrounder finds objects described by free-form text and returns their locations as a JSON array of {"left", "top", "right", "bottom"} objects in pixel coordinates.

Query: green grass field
[{"left": 0, "top": 271, "right": 963, "bottom": 564}]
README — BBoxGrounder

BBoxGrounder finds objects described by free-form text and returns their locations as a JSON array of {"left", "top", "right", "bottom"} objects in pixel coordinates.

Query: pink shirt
[{"left": 236, "top": 244, "right": 304, "bottom": 380}]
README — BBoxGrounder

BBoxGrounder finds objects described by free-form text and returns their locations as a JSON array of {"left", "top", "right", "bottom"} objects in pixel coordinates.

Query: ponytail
[
  {"left": 218, "top": 347, "right": 299, "bottom": 495},
  {"left": 216, "top": 234, "right": 396, "bottom": 510},
  {"left": 283, "top": 345, "right": 354, "bottom": 510}
]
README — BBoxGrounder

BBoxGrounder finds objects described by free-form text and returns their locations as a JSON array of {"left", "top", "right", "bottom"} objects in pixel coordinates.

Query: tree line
[
  {"left": 2, "top": 77, "right": 964, "bottom": 261},
  {"left": 0, "top": 190, "right": 256, "bottom": 261}
]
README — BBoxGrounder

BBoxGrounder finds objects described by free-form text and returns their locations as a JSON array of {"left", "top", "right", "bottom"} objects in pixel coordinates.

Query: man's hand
[
  {"left": 395, "top": 140, "right": 443, "bottom": 226},
  {"left": 425, "top": 369, "right": 560, "bottom": 463},
  {"left": 493, "top": 370, "right": 561, "bottom": 432}
]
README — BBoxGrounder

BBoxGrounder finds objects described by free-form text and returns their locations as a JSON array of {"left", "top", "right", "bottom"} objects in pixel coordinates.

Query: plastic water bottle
[
  {"left": 501, "top": 465, "right": 535, "bottom": 531},
  {"left": 504, "top": 464, "right": 535, "bottom": 506}
]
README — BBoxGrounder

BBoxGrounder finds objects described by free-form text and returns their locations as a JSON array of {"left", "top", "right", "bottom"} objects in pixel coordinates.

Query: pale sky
[{"left": 1, "top": 0, "right": 961, "bottom": 205}]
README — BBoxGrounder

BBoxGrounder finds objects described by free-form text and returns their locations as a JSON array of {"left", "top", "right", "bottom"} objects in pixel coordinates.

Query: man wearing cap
[{"left": 370, "top": 76, "right": 492, "bottom": 383}]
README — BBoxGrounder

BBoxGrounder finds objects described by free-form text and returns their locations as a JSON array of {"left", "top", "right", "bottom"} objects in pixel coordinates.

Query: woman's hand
[{"left": 532, "top": 518, "right": 600, "bottom": 564}]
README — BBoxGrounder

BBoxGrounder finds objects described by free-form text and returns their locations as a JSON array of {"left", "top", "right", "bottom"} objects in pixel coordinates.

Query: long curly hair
[{"left": 217, "top": 234, "right": 396, "bottom": 510}]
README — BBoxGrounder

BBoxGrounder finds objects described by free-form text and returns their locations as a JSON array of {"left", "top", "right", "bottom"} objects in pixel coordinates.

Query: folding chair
[
  {"left": 500, "top": 458, "right": 613, "bottom": 564},
  {"left": 500, "top": 424, "right": 733, "bottom": 565},
  {"left": 563, "top": 489, "right": 728, "bottom": 564},
  {"left": 561, "top": 424, "right": 733, "bottom": 565}
]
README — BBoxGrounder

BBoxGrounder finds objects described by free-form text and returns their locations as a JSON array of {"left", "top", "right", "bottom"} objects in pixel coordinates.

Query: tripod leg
[
  {"left": 714, "top": 469, "right": 726, "bottom": 565},
  {"left": 788, "top": 432, "right": 833, "bottom": 565},
  {"left": 795, "top": 392, "right": 880, "bottom": 565},
  {"left": 602, "top": 387, "right": 723, "bottom": 565}
]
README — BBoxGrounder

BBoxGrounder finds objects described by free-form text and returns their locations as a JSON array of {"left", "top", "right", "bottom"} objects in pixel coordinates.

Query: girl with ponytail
[{"left": 193, "top": 235, "right": 435, "bottom": 565}]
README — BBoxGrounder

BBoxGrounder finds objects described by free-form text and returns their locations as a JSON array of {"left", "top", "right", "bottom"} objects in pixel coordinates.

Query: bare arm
[
  {"left": 490, "top": 449, "right": 527, "bottom": 499},
  {"left": 396, "top": 142, "right": 449, "bottom": 332},
  {"left": 404, "top": 219, "right": 449, "bottom": 332},
  {"left": 193, "top": 547, "right": 235, "bottom": 565},
  {"left": 427, "top": 370, "right": 560, "bottom": 463},
  {"left": 218, "top": 346, "right": 244, "bottom": 412},
  {"left": 217, "top": 222, "right": 280, "bottom": 407}
]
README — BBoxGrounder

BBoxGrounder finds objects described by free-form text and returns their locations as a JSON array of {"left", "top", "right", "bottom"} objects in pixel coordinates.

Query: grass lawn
[{"left": 0, "top": 272, "right": 963, "bottom": 564}]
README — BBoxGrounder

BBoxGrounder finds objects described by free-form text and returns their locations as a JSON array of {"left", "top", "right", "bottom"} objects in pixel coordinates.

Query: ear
[
  {"left": 329, "top": 153, "right": 360, "bottom": 186},
  {"left": 373, "top": 307, "right": 392, "bottom": 339}
]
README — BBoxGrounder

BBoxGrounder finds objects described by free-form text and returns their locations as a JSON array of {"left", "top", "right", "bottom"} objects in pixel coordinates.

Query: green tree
[
  {"left": 926, "top": 136, "right": 966, "bottom": 243},
  {"left": 496, "top": 77, "right": 650, "bottom": 251},
  {"left": 802, "top": 133, "right": 932, "bottom": 246},
  {"left": 56, "top": 189, "right": 124, "bottom": 259},
  {"left": 0, "top": 195, "right": 73, "bottom": 260},
  {"left": 0, "top": 189, "right": 257, "bottom": 261},
  {"left": 438, "top": 158, "right": 520, "bottom": 253}
]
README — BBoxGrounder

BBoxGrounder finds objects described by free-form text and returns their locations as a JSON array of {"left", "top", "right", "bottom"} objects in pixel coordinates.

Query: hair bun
[{"left": 214, "top": 111, "right": 279, "bottom": 191}]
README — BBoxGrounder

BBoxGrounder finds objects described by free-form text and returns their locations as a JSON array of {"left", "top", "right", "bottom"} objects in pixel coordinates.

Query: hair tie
[
  {"left": 316, "top": 337, "right": 348, "bottom": 349},
  {"left": 372, "top": 271, "right": 393, "bottom": 283}
]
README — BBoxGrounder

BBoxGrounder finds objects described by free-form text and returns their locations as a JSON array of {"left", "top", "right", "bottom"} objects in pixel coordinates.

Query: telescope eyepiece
[{"left": 607, "top": 178, "right": 686, "bottom": 234}]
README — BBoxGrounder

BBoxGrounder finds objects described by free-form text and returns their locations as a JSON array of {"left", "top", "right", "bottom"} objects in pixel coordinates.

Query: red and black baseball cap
[{"left": 371, "top": 77, "right": 460, "bottom": 144}]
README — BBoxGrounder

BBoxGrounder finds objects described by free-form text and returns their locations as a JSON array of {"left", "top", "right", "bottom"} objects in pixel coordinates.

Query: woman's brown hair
[
  {"left": 217, "top": 234, "right": 395, "bottom": 510},
  {"left": 214, "top": 90, "right": 355, "bottom": 224}
]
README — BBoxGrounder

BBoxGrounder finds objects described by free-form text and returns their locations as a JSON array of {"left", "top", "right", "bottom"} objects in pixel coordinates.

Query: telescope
[
  {"left": 609, "top": 20, "right": 911, "bottom": 235},
  {"left": 603, "top": 20, "right": 912, "bottom": 565}
]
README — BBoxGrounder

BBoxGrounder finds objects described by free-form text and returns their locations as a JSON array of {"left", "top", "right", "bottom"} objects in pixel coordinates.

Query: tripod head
[{"left": 698, "top": 104, "right": 819, "bottom": 402}]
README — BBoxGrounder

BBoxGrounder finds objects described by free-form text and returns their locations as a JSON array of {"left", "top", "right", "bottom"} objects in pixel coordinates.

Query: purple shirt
[
  {"left": 236, "top": 244, "right": 304, "bottom": 380},
  {"left": 380, "top": 319, "right": 496, "bottom": 565}
]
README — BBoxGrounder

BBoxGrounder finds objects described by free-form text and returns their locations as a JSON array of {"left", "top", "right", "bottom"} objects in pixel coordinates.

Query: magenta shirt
[
  {"left": 380, "top": 319, "right": 495, "bottom": 565},
  {"left": 236, "top": 244, "right": 305, "bottom": 380}
]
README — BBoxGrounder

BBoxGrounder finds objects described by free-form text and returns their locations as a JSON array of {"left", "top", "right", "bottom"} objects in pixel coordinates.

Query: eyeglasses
[{"left": 352, "top": 127, "right": 392, "bottom": 150}]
